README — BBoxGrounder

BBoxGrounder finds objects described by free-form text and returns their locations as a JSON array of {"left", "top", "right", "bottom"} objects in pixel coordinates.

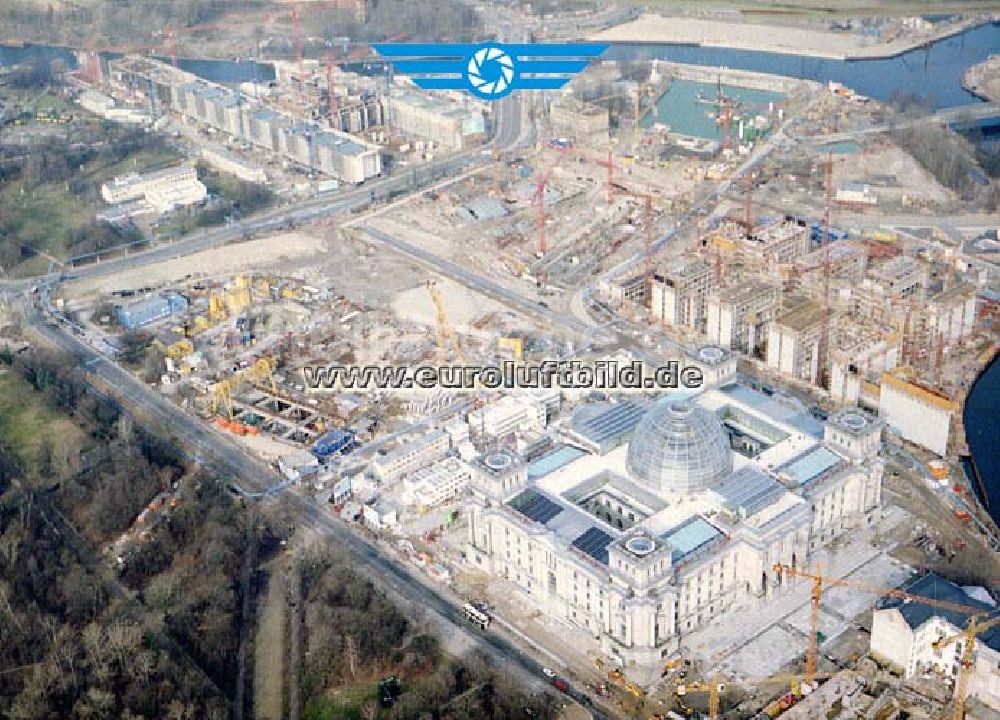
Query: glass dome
[{"left": 626, "top": 399, "right": 733, "bottom": 495}]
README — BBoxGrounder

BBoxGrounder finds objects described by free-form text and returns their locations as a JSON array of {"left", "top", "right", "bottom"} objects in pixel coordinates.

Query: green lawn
[
  {"left": 0, "top": 369, "right": 87, "bottom": 472},
  {"left": 303, "top": 682, "right": 379, "bottom": 720}
]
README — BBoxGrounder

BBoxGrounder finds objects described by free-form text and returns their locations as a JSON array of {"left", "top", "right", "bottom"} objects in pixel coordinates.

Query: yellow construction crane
[
  {"left": 932, "top": 614, "right": 1000, "bottom": 720},
  {"left": 772, "top": 564, "right": 989, "bottom": 685},
  {"left": 426, "top": 280, "right": 465, "bottom": 365},
  {"left": 677, "top": 671, "right": 840, "bottom": 720},
  {"left": 210, "top": 357, "right": 278, "bottom": 419}
]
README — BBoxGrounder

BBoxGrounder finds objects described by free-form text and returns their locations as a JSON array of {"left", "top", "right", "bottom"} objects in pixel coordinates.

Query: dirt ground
[
  {"left": 254, "top": 562, "right": 287, "bottom": 720},
  {"left": 62, "top": 232, "right": 327, "bottom": 299}
]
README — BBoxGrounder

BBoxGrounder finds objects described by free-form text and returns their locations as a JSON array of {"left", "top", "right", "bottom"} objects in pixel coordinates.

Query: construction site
[{"left": 32, "top": 16, "right": 1000, "bottom": 720}]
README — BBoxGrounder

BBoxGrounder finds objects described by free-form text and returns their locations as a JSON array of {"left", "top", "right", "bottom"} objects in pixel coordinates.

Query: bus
[{"left": 462, "top": 603, "right": 490, "bottom": 630}]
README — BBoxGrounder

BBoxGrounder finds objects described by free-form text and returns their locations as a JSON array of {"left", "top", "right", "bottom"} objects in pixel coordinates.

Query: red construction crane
[
  {"left": 533, "top": 169, "right": 552, "bottom": 257},
  {"left": 325, "top": 49, "right": 338, "bottom": 129},
  {"left": 291, "top": 4, "right": 304, "bottom": 77},
  {"left": 165, "top": 27, "right": 178, "bottom": 67}
]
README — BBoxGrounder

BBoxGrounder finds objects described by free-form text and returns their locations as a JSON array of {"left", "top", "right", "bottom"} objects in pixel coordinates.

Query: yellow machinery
[
  {"left": 932, "top": 614, "right": 1000, "bottom": 720},
  {"left": 209, "top": 292, "right": 227, "bottom": 322},
  {"left": 678, "top": 672, "right": 839, "bottom": 720},
  {"left": 607, "top": 669, "right": 644, "bottom": 700},
  {"left": 211, "top": 357, "right": 278, "bottom": 419},
  {"left": 497, "top": 335, "right": 524, "bottom": 362},
  {"left": 163, "top": 338, "right": 194, "bottom": 360},
  {"left": 426, "top": 280, "right": 465, "bottom": 365},
  {"left": 773, "top": 563, "right": 990, "bottom": 686}
]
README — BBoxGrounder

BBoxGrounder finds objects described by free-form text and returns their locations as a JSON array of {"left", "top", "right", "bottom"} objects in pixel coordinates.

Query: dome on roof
[{"left": 626, "top": 399, "right": 733, "bottom": 495}]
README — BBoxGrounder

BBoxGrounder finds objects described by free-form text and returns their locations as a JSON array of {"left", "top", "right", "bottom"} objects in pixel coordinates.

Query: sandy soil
[
  {"left": 63, "top": 232, "right": 327, "bottom": 299},
  {"left": 590, "top": 14, "right": 973, "bottom": 60},
  {"left": 390, "top": 278, "right": 508, "bottom": 335}
]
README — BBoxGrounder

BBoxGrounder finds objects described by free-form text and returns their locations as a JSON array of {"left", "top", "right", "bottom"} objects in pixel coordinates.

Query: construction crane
[
  {"left": 932, "top": 614, "right": 1000, "bottom": 720},
  {"left": 772, "top": 564, "right": 990, "bottom": 685},
  {"left": 211, "top": 357, "right": 278, "bottom": 419},
  {"left": 677, "top": 671, "right": 841, "bottom": 720},
  {"left": 325, "top": 49, "right": 338, "bottom": 130},
  {"left": 533, "top": 171, "right": 550, "bottom": 257},
  {"left": 816, "top": 151, "right": 835, "bottom": 389},
  {"left": 609, "top": 182, "right": 657, "bottom": 307},
  {"left": 165, "top": 27, "right": 178, "bottom": 67},
  {"left": 426, "top": 281, "right": 465, "bottom": 365}
]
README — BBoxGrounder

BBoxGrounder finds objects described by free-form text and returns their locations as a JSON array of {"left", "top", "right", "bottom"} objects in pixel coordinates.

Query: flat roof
[
  {"left": 508, "top": 488, "right": 563, "bottom": 525},
  {"left": 528, "top": 445, "right": 587, "bottom": 482},
  {"left": 570, "top": 399, "right": 648, "bottom": 448},
  {"left": 714, "top": 466, "right": 785, "bottom": 517},
  {"left": 778, "top": 446, "right": 842, "bottom": 487},
  {"left": 314, "top": 130, "right": 368, "bottom": 156},
  {"left": 776, "top": 299, "right": 826, "bottom": 332},
  {"left": 571, "top": 526, "right": 614, "bottom": 564},
  {"left": 660, "top": 516, "right": 723, "bottom": 563}
]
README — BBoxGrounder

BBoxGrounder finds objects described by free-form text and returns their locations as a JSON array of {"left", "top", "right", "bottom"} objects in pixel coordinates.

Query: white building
[
  {"left": 278, "top": 450, "right": 320, "bottom": 481},
  {"left": 468, "top": 395, "right": 547, "bottom": 440},
  {"left": 836, "top": 182, "right": 878, "bottom": 206},
  {"left": 870, "top": 574, "right": 999, "bottom": 712},
  {"left": 404, "top": 457, "right": 473, "bottom": 508},
  {"left": 100, "top": 163, "right": 207, "bottom": 212},
  {"left": 372, "top": 430, "right": 449, "bottom": 482},
  {"left": 199, "top": 147, "right": 268, "bottom": 184},
  {"left": 878, "top": 369, "right": 956, "bottom": 456},
  {"left": 650, "top": 258, "right": 715, "bottom": 331},
  {"left": 464, "top": 384, "right": 884, "bottom": 671}
]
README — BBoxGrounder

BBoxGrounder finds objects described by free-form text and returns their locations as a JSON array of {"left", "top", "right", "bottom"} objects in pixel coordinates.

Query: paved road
[
  {"left": 22, "top": 303, "right": 608, "bottom": 714},
  {"left": 362, "top": 225, "right": 614, "bottom": 345},
  {"left": 0, "top": 92, "right": 525, "bottom": 294},
  {"left": 798, "top": 101, "right": 1000, "bottom": 143}
]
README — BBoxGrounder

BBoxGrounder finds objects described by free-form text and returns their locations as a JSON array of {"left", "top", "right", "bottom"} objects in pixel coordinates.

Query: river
[
  {"left": 963, "top": 353, "right": 1000, "bottom": 525},
  {"left": 1, "top": 25, "right": 998, "bottom": 521},
  {"left": 605, "top": 21, "right": 1000, "bottom": 109}
]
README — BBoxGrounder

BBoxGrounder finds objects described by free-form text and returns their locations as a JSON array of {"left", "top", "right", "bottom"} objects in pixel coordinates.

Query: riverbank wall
[{"left": 593, "top": 15, "right": 998, "bottom": 62}]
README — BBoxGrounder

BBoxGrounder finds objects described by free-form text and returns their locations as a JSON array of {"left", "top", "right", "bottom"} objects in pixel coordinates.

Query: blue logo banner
[{"left": 370, "top": 42, "right": 608, "bottom": 100}]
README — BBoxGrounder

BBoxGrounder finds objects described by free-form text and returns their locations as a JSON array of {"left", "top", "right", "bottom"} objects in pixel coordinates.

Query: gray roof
[
  {"left": 715, "top": 466, "right": 784, "bottom": 517},
  {"left": 464, "top": 197, "right": 508, "bottom": 221},
  {"left": 718, "top": 383, "right": 824, "bottom": 438},
  {"left": 880, "top": 574, "right": 1000, "bottom": 652},
  {"left": 570, "top": 400, "right": 648, "bottom": 448},
  {"left": 314, "top": 130, "right": 367, "bottom": 156}
]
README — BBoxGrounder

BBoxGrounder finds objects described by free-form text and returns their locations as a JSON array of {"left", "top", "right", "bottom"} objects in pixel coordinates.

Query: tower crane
[
  {"left": 772, "top": 564, "right": 990, "bottom": 686},
  {"left": 676, "top": 671, "right": 841, "bottom": 720},
  {"left": 932, "top": 613, "right": 1000, "bottom": 720},
  {"left": 426, "top": 281, "right": 465, "bottom": 365}
]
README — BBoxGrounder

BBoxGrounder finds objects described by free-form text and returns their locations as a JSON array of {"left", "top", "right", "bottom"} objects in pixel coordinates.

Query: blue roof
[
  {"left": 779, "top": 446, "right": 842, "bottom": 486},
  {"left": 881, "top": 574, "right": 1000, "bottom": 651},
  {"left": 508, "top": 488, "right": 563, "bottom": 525},
  {"left": 571, "top": 400, "right": 647, "bottom": 447},
  {"left": 715, "top": 466, "right": 784, "bottom": 517},
  {"left": 661, "top": 516, "right": 722, "bottom": 562},
  {"left": 527, "top": 445, "right": 586, "bottom": 481},
  {"left": 571, "top": 526, "right": 614, "bottom": 564}
]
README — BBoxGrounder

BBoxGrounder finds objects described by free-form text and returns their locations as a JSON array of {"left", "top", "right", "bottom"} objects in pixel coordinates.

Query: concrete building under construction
[
  {"left": 387, "top": 89, "right": 486, "bottom": 151},
  {"left": 106, "top": 55, "right": 382, "bottom": 184},
  {"left": 549, "top": 95, "right": 610, "bottom": 141},
  {"left": 765, "top": 298, "right": 831, "bottom": 386},
  {"left": 704, "top": 279, "right": 781, "bottom": 356},
  {"left": 649, "top": 258, "right": 715, "bottom": 331}
]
